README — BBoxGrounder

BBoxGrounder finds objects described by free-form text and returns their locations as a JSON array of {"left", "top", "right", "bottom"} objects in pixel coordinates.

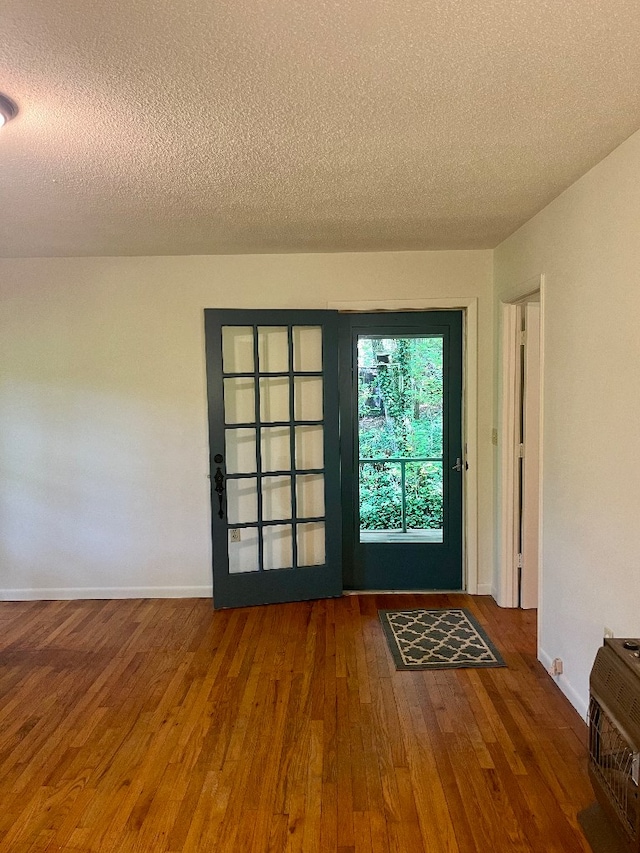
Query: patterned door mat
[{"left": 379, "top": 608, "right": 506, "bottom": 670}]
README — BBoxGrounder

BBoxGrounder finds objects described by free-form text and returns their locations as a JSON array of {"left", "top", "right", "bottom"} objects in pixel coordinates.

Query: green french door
[
  {"left": 339, "top": 311, "right": 464, "bottom": 591},
  {"left": 204, "top": 310, "right": 342, "bottom": 609}
]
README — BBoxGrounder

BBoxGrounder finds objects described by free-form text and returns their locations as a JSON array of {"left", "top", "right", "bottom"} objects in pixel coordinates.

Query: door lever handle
[
  {"left": 213, "top": 454, "right": 225, "bottom": 519},
  {"left": 214, "top": 468, "right": 225, "bottom": 518},
  {"left": 452, "top": 457, "right": 464, "bottom": 472}
]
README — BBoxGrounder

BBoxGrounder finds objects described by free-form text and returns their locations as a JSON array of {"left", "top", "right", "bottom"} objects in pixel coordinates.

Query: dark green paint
[
  {"left": 204, "top": 309, "right": 342, "bottom": 609},
  {"left": 339, "top": 311, "right": 464, "bottom": 591}
]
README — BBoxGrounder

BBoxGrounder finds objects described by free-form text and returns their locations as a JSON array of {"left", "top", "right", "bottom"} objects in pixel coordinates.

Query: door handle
[
  {"left": 213, "top": 453, "right": 225, "bottom": 519},
  {"left": 452, "top": 457, "right": 464, "bottom": 472}
]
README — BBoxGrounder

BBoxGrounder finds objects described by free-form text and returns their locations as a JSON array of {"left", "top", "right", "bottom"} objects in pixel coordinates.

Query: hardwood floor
[{"left": 0, "top": 594, "right": 594, "bottom": 852}]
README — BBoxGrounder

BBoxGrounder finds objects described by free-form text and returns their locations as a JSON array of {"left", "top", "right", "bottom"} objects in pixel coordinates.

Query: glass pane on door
[
  {"left": 222, "top": 327, "right": 254, "bottom": 373},
  {"left": 295, "top": 425, "right": 324, "bottom": 469},
  {"left": 225, "top": 428, "right": 257, "bottom": 474},
  {"left": 259, "top": 377, "right": 290, "bottom": 422},
  {"left": 294, "top": 377, "right": 324, "bottom": 421},
  {"left": 296, "top": 474, "right": 325, "bottom": 518},
  {"left": 217, "top": 321, "right": 333, "bottom": 577},
  {"left": 293, "top": 326, "right": 323, "bottom": 372},
  {"left": 226, "top": 478, "right": 258, "bottom": 525},
  {"left": 263, "top": 525, "right": 293, "bottom": 570},
  {"left": 262, "top": 476, "right": 292, "bottom": 522},
  {"left": 258, "top": 326, "right": 289, "bottom": 373},
  {"left": 357, "top": 335, "right": 444, "bottom": 543},
  {"left": 297, "top": 522, "right": 325, "bottom": 565},
  {"left": 228, "top": 528, "right": 259, "bottom": 574},
  {"left": 224, "top": 378, "right": 255, "bottom": 424},
  {"left": 261, "top": 427, "right": 291, "bottom": 472}
]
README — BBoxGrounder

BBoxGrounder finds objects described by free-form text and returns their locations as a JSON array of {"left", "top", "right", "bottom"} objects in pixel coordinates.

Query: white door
[{"left": 520, "top": 302, "right": 541, "bottom": 610}]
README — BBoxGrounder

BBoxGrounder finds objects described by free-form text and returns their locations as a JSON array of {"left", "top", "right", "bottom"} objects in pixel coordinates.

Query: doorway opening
[
  {"left": 340, "top": 311, "right": 463, "bottom": 592},
  {"left": 498, "top": 287, "right": 543, "bottom": 609},
  {"left": 205, "top": 301, "right": 479, "bottom": 609}
]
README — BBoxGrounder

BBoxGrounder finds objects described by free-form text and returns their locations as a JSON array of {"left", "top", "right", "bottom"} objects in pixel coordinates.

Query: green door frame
[{"left": 339, "top": 310, "right": 464, "bottom": 591}]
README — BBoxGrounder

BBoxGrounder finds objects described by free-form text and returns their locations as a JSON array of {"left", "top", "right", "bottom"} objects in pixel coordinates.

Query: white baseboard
[
  {"left": 0, "top": 586, "right": 213, "bottom": 601},
  {"left": 1, "top": 583, "right": 499, "bottom": 604},
  {"left": 538, "top": 646, "right": 588, "bottom": 722}
]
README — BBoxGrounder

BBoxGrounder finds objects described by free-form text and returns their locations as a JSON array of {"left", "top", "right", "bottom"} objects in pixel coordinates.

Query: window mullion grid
[
  {"left": 288, "top": 325, "right": 299, "bottom": 570},
  {"left": 253, "top": 325, "right": 265, "bottom": 572}
]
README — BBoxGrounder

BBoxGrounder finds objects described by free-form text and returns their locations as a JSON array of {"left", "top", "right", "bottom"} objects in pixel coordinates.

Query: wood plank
[{"left": 0, "top": 594, "right": 595, "bottom": 852}]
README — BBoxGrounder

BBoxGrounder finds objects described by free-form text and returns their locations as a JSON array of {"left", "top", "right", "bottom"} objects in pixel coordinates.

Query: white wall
[
  {"left": 0, "top": 250, "right": 493, "bottom": 599},
  {"left": 494, "top": 129, "right": 640, "bottom": 718}
]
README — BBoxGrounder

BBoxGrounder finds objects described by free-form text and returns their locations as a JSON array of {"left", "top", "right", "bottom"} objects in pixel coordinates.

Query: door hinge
[
  {"left": 520, "top": 330, "right": 526, "bottom": 346},
  {"left": 517, "top": 553, "right": 523, "bottom": 569},
  {"left": 518, "top": 443, "right": 524, "bottom": 458}
]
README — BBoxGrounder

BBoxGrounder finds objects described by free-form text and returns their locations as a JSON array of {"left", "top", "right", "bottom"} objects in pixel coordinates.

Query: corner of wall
[{"left": 538, "top": 646, "right": 588, "bottom": 722}]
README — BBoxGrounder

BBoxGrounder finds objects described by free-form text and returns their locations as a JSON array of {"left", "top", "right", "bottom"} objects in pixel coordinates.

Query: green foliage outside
[{"left": 358, "top": 336, "right": 444, "bottom": 531}]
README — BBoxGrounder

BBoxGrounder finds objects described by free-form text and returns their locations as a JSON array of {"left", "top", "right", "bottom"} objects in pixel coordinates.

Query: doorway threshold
[
  {"left": 343, "top": 589, "right": 465, "bottom": 595},
  {"left": 359, "top": 530, "right": 443, "bottom": 544}
]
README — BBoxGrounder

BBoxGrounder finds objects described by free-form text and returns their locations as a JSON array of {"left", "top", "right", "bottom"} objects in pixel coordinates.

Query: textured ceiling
[{"left": 2, "top": 0, "right": 640, "bottom": 257}]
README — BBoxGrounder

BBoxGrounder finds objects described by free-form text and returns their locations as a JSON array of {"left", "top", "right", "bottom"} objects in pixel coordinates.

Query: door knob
[{"left": 452, "top": 457, "right": 464, "bottom": 472}]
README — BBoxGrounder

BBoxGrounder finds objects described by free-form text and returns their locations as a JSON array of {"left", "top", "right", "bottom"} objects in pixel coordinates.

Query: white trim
[
  {"left": 464, "top": 299, "right": 479, "bottom": 596},
  {"left": 497, "top": 275, "right": 543, "bottom": 306},
  {"left": 0, "top": 586, "right": 213, "bottom": 601},
  {"left": 345, "top": 588, "right": 468, "bottom": 595},
  {"left": 538, "top": 646, "right": 588, "bottom": 721},
  {"left": 497, "top": 275, "right": 545, "bottom": 610},
  {"left": 328, "top": 297, "right": 479, "bottom": 595},
  {"left": 521, "top": 302, "right": 541, "bottom": 609},
  {"left": 331, "top": 297, "right": 477, "bottom": 312},
  {"left": 344, "top": 584, "right": 492, "bottom": 596},
  {"left": 537, "top": 275, "right": 546, "bottom": 641},
  {"left": 497, "top": 303, "right": 521, "bottom": 607}
]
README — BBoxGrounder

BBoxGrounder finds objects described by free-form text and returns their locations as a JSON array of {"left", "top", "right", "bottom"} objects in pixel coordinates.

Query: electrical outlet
[
  {"left": 230, "top": 529, "right": 241, "bottom": 543},
  {"left": 604, "top": 627, "right": 614, "bottom": 639},
  {"left": 549, "top": 658, "right": 563, "bottom": 676}
]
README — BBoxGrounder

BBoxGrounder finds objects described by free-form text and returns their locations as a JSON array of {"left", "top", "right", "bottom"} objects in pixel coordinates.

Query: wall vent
[{"left": 589, "top": 639, "right": 640, "bottom": 851}]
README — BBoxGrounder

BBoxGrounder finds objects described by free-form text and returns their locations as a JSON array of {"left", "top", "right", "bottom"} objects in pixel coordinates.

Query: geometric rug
[{"left": 379, "top": 608, "right": 507, "bottom": 671}]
